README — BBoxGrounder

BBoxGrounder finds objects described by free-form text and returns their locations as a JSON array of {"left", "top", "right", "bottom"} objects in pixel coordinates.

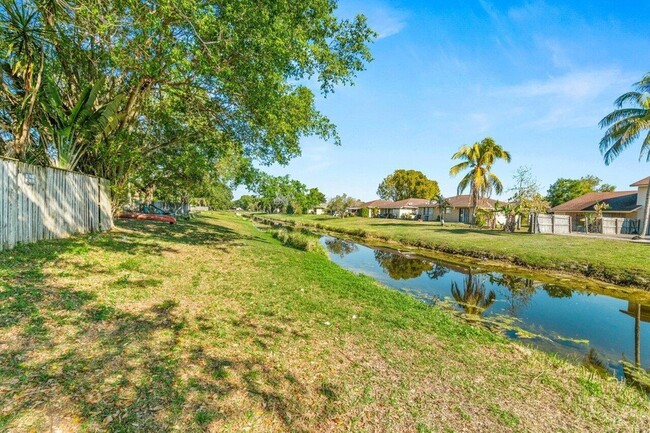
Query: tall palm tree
[
  {"left": 599, "top": 73, "right": 650, "bottom": 237},
  {"left": 449, "top": 137, "right": 511, "bottom": 223}
]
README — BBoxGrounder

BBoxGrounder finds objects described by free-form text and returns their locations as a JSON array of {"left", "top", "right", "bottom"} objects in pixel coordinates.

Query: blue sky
[{"left": 237, "top": 0, "right": 650, "bottom": 201}]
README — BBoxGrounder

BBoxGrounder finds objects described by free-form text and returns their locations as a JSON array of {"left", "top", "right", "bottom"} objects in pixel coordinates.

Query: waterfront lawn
[
  {"left": 1, "top": 212, "right": 648, "bottom": 432},
  {"left": 260, "top": 213, "right": 650, "bottom": 287}
]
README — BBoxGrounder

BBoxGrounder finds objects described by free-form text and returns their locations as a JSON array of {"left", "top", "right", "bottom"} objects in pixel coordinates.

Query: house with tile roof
[
  {"left": 418, "top": 195, "right": 498, "bottom": 224},
  {"left": 349, "top": 198, "right": 431, "bottom": 218}
]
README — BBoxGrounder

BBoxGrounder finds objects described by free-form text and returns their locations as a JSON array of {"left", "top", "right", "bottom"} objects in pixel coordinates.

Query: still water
[{"left": 320, "top": 236, "right": 650, "bottom": 379}]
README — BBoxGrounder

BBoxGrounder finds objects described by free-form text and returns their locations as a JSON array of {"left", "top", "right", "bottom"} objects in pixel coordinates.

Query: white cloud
[
  {"left": 498, "top": 69, "right": 633, "bottom": 100},
  {"left": 365, "top": 5, "right": 408, "bottom": 40},
  {"left": 491, "top": 69, "right": 638, "bottom": 129},
  {"left": 478, "top": 0, "right": 501, "bottom": 22},
  {"left": 507, "top": 1, "right": 555, "bottom": 22}
]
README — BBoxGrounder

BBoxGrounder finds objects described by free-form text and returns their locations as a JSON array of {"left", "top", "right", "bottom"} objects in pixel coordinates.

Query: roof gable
[{"left": 630, "top": 176, "right": 650, "bottom": 187}]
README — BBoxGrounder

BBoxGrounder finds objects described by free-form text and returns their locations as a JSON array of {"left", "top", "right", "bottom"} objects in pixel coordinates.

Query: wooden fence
[
  {"left": 0, "top": 157, "right": 112, "bottom": 251},
  {"left": 533, "top": 214, "right": 571, "bottom": 234},
  {"left": 533, "top": 213, "right": 647, "bottom": 235}
]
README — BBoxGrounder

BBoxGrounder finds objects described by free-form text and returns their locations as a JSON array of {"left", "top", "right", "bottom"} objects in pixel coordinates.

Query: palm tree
[
  {"left": 599, "top": 73, "right": 650, "bottom": 237},
  {"left": 39, "top": 76, "right": 124, "bottom": 170},
  {"left": 449, "top": 137, "right": 511, "bottom": 223},
  {"left": 432, "top": 192, "right": 450, "bottom": 226},
  {"left": 0, "top": 1, "right": 46, "bottom": 160}
]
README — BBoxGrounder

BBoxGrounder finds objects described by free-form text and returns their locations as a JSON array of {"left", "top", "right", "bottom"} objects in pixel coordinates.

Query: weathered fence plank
[
  {"left": 0, "top": 157, "right": 112, "bottom": 251},
  {"left": 535, "top": 214, "right": 571, "bottom": 234}
]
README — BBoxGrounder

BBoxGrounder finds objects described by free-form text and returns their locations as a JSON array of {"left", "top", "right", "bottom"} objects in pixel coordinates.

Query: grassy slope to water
[
  {"left": 0, "top": 212, "right": 648, "bottom": 432},
  {"left": 260, "top": 213, "right": 650, "bottom": 288}
]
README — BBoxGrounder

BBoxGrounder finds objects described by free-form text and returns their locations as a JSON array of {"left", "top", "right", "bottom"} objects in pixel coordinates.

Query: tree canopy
[
  {"left": 326, "top": 193, "right": 357, "bottom": 217},
  {"left": 377, "top": 169, "right": 439, "bottom": 201},
  {"left": 250, "top": 174, "right": 325, "bottom": 214},
  {"left": 546, "top": 176, "right": 615, "bottom": 207},
  {"left": 0, "top": 0, "right": 375, "bottom": 206}
]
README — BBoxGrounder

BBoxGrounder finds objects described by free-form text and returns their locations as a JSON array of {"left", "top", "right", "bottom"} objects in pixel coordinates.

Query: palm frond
[
  {"left": 456, "top": 173, "right": 471, "bottom": 195},
  {"left": 449, "top": 161, "right": 470, "bottom": 176}
]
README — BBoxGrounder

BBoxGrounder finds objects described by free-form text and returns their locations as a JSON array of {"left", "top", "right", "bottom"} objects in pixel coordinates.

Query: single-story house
[
  {"left": 418, "top": 195, "right": 498, "bottom": 224},
  {"left": 374, "top": 198, "right": 431, "bottom": 219},
  {"left": 550, "top": 176, "right": 650, "bottom": 234},
  {"left": 309, "top": 203, "right": 327, "bottom": 215}
]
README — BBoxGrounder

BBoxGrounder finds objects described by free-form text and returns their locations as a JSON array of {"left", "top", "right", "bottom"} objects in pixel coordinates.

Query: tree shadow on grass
[{"left": 0, "top": 215, "right": 326, "bottom": 431}]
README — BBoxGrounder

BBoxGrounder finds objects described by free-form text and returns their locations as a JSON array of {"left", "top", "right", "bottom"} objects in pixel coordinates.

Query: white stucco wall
[{"left": 637, "top": 186, "right": 649, "bottom": 233}]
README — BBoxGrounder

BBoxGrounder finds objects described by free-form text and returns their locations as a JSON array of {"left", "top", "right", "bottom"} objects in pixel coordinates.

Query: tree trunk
[{"left": 641, "top": 183, "right": 650, "bottom": 237}]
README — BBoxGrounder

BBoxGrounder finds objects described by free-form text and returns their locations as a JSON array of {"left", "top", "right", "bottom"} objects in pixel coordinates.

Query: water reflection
[
  {"left": 620, "top": 303, "right": 650, "bottom": 368},
  {"left": 324, "top": 238, "right": 358, "bottom": 258},
  {"left": 583, "top": 348, "right": 609, "bottom": 377},
  {"left": 320, "top": 235, "right": 650, "bottom": 381},
  {"left": 450, "top": 271, "right": 496, "bottom": 316},
  {"left": 488, "top": 274, "right": 536, "bottom": 316},
  {"left": 426, "top": 264, "right": 449, "bottom": 280},
  {"left": 542, "top": 284, "right": 573, "bottom": 299},
  {"left": 374, "top": 250, "right": 434, "bottom": 280}
]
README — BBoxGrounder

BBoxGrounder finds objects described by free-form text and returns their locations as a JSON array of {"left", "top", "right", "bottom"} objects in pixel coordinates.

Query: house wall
[
  {"left": 637, "top": 186, "right": 648, "bottom": 221},
  {"left": 378, "top": 208, "right": 417, "bottom": 218},
  {"left": 418, "top": 207, "right": 466, "bottom": 223}
]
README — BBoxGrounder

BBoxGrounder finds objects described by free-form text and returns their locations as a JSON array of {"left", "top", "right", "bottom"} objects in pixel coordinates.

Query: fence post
[{"left": 551, "top": 214, "right": 555, "bottom": 234}]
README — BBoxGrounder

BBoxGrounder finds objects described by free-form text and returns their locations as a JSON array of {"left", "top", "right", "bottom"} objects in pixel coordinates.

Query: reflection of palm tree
[
  {"left": 450, "top": 272, "right": 496, "bottom": 316},
  {"left": 426, "top": 264, "right": 449, "bottom": 280},
  {"left": 488, "top": 274, "right": 536, "bottom": 316},
  {"left": 583, "top": 348, "right": 609, "bottom": 377},
  {"left": 324, "top": 238, "right": 358, "bottom": 257},
  {"left": 374, "top": 250, "right": 433, "bottom": 280}
]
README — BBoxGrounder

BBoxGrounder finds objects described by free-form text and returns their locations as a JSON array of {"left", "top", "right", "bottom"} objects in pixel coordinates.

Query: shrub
[
  {"left": 360, "top": 207, "right": 370, "bottom": 218},
  {"left": 272, "top": 229, "right": 325, "bottom": 254}
]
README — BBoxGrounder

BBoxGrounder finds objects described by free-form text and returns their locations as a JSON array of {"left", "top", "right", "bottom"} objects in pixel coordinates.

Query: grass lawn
[
  {"left": 1, "top": 211, "right": 648, "bottom": 432},
  {"left": 258, "top": 213, "right": 650, "bottom": 289}
]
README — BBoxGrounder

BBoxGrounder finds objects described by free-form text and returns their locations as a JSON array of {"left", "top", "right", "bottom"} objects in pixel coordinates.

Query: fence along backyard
[
  {"left": 0, "top": 157, "right": 112, "bottom": 251},
  {"left": 532, "top": 213, "right": 648, "bottom": 235}
]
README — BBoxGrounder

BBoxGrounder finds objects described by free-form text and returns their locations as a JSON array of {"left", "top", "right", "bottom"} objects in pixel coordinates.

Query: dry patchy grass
[{"left": 0, "top": 212, "right": 648, "bottom": 432}]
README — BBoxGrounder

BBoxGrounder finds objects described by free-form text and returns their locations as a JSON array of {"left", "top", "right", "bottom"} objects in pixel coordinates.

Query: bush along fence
[{"left": 0, "top": 157, "right": 112, "bottom": 251}]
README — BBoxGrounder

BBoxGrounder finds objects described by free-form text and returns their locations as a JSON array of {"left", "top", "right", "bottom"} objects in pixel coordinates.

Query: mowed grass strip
[
  {"left": 259, "top": 213, "right": 650, "bottom": 288},
  {"left": 0, "top": 212, "right": 648, "bottom": 432}
]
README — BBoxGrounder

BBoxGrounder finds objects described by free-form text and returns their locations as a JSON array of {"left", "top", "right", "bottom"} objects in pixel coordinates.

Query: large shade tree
[
  {"left": 599, "top": 72, "right": 650, "bottom": 237},
  {"left": 377, "top": 169, "right": 439, "bottom": 201},
  {"left": 0, "top": 0, "right": 375, "bottom": 205},
  {"left": 449, "top": 137, "right": 511, "bottom": 221}
]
